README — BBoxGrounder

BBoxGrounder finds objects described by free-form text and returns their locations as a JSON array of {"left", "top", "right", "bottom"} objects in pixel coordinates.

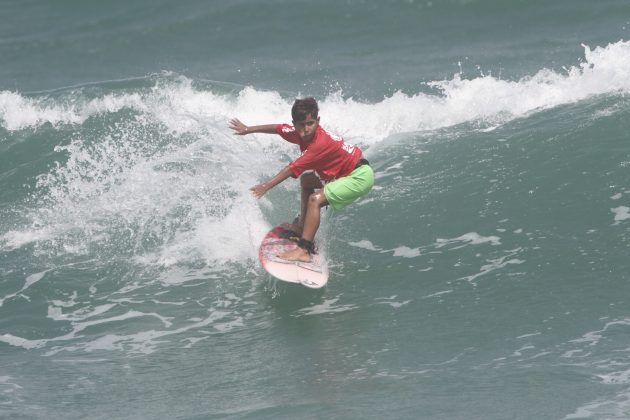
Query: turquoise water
[{"left": 2, "top": 1, "right": 630, "bottom": 418}]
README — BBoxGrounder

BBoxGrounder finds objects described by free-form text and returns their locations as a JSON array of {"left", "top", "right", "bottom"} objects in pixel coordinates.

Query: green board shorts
[{"left": 324, "top": 164, "right": 374, "bottom": 210}]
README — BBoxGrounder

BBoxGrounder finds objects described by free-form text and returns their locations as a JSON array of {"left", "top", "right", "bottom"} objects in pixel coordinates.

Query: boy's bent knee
[{"left": 308, "top": 191, "right": 328, "bottom": 207}]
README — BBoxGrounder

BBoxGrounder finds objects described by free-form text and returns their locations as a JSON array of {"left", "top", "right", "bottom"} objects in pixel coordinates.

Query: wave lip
[
  {"left": 1, "top": 41, "right": 630, "bottom": 140},
  {"left": 0, "top": 90, "right": 146, "bottom": 132}
]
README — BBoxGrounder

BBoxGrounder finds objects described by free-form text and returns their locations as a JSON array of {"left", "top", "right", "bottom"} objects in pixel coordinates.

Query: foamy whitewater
[{"left": 1, "top": 1, "right": 630, "bottom": 418}]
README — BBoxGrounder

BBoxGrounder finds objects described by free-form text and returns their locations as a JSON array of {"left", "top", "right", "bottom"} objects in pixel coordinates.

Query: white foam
[
  {"left": 213, "top": 318, "right": 245, "bottom": 332},
  {"left": 1, "top": 228, "right": 55, "bottom": 251},
  {"left": 0, "top": 334, "right": 46, "bottom": 350},
  {"left": 47, "top": 309, "right": 230, "bottom": 355},
  {"left": 422, "top": 290, "right": 453, "bottom": 299},
  {"left": 51, "top": 291, "right": 78, "bottom": 308},
  {"left": 3, "top": 110, "right": 276, "bottom": 268},
  {"left": 297, "top": 297, "right": 358, "bottom": 316},
  {"left": 436, "top": 232, "right": 501, "bottom": 249},
  {"left": 2, "top": 40, "right": 629, "bottom": 141},
  {"left": 0, "top": 376, "right": 23, "bottom": 393},
  {"left": 348, "top": 239, "right": 421, "bottom": 258},
  {"left": 570, "top": 318, "right": 630, "bottom": 348},
  {"left": 565, "top": 391, "right": 630, "bottom": 419},
  {"left": 0, "top": 270, "right": 51, "bottom": 307},
  {"left": 1, "top": 78, "right": 292, "bottom": 270},
  {"left": 0, "top": 91, "right": 80, "bottom": 131},
  {"left": 392, "top": 246, "right": 421, "bottom": 258},
  {"left": 611, "top": 206, "right": 630, "bottom": 222},
  {"left": 321, "top": 40, "right": 630, "bottom": 144},
  {"left": 461, "top": 255, "right": 525, "bottom": 285},
  {"left": 0, "top": 305, "right": 235, "bottom": 357},
  {"left": 0, "top": 90, "right": 146, "bottom": 131},
  {"left": 348, "top": 239, "right": 382, "bottom": 251},
  {"left": 597, "top": 369, "right": 630, "bottom": 385},
  {"left": 374, "top": 296, "right": 412, "bottom": 308},
  {"left": 511, "top": 345, "right": 536, "bottom": 357},
  {"left": 516, "top": 332, "right": 541, "bottom": 339},
  {"left": 47, "top": 303, "right": 117, "bottom": 323},
  {"left": 24, "top": 271, "right": 47, "bottom": 289}
]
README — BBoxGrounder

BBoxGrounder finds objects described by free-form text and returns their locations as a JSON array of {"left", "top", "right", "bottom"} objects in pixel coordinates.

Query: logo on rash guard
[
  {"left": 342, "top": 142, "right": 355, "bottom": 154},
  {"left": 327, "top": 130, "right": 355, "bottom": 154},
  {"left": 329, "top": 131, "right": 342, "bottom": 141},
  {"left": 282, "top": 126, "right": 295, "bottom": 133}
]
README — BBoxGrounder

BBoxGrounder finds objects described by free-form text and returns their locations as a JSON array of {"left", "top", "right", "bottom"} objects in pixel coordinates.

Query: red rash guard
[{"left": 276, "top": 124, "right": 362, "bottom": 181}]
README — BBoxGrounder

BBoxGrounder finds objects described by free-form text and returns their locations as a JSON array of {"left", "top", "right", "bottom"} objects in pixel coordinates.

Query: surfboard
[{"left": 258, "top": 225, "right": 328, "bottom": 289}]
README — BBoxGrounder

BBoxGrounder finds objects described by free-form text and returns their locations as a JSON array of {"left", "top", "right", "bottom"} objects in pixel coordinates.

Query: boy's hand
[
  {"left": 229, "top": 118, "right": 249, "bottom": 135},
  {"left": 250, "top": 183, "right": 269, "bottom": 199}
]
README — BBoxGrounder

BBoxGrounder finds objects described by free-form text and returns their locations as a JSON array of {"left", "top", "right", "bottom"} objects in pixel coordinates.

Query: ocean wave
[
  {"left": 2, "top": 40, "right": 630, "bottom": 268},
  {"left": 1, "top": 40, "right": 629, "bottom": 143}
]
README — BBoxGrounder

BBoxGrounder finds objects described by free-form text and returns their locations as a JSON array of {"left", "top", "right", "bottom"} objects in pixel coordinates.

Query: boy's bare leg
[
  {"left": 279, "top": 190, "right": 328, "bottom": 262},
  {"left": 281, "top": 172, "right": 322, "bottom": 236}
]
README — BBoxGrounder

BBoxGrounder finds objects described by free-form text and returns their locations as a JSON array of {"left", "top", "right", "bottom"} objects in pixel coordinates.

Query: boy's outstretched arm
[
  {"left": 229, "top": 118, "right": 277, "bottom": 135},
  {"left": 250, "top": 166, "right": 293, "bottom": 199}
]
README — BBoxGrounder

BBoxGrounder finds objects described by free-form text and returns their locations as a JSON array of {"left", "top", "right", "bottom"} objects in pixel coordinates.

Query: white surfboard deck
[{"left": 258, "top": 225, "right": 328, "bottom": 289}]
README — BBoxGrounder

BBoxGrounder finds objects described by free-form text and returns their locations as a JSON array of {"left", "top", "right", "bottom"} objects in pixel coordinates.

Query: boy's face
[{"left": 293, "top": 113, "right": 319, "bottom": 142}]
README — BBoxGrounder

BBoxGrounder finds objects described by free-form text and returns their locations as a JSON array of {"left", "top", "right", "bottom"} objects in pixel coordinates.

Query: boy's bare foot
[
  {"left": 280, "top": 222, "right": 303, "bottom": 236},
  {"left": 278, "top": 247, "right": 311, "bottom": 262}
]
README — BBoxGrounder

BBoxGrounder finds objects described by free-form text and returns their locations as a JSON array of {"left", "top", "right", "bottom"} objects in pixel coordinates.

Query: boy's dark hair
[{"left": 291, "top": 97, "right": 319, "bottom": 121}]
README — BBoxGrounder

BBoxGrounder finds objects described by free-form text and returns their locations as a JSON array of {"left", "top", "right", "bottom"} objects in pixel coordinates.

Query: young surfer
[{"left": 229, "top": 97, "right": 374, "bottom": 262}]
